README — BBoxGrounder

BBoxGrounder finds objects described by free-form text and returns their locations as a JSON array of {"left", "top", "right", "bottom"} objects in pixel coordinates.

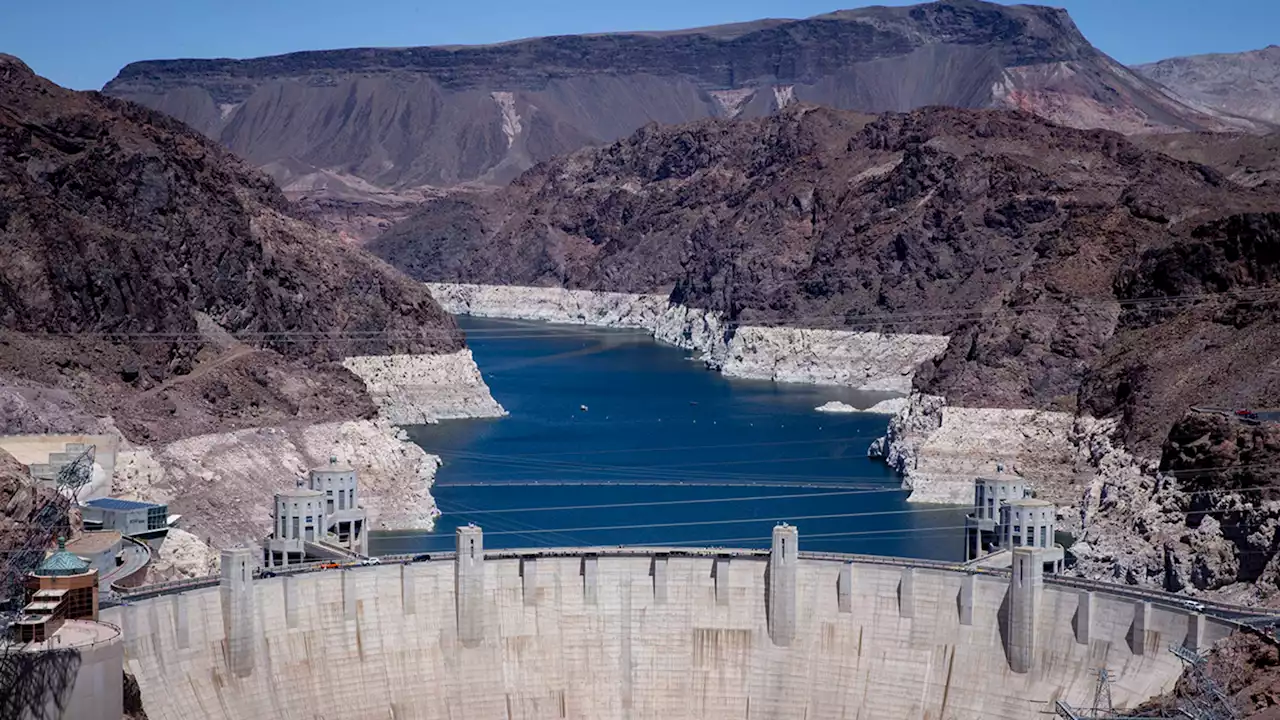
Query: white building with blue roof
[{"left": 81, "top": 497, "right": 169, "bottom": 537}]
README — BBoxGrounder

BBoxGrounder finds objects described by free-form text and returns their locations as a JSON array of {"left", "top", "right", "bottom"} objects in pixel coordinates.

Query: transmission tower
[
  {"left": 1053, "top": 667, "right": 1175, "bottom": 719},
  {"left": 1091, "top": 669, "right": 1116, "bottom": 717},
  {"left": 0, "top": 445, "right": 94, "bottom": 635},
  {"left": 1170, "top": 644, "right": 1240, "bottom": 720},
  {"left": 53, "top": 445, "right": 95, "bottom": 505}
]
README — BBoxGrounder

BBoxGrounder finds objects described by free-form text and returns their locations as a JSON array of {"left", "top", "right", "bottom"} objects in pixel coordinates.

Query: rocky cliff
[
  {"left": 0, "top": 54, "right": 502, "bottom": 551},
  {"left": 102, "top": 0, "right": 1255, "bottom": 198},
  {"left": 0, "top": 53, "right": 492, "bottom": 442},
  {"left": 1137, "top": 45, "right": 1280, "bottom": 126}
]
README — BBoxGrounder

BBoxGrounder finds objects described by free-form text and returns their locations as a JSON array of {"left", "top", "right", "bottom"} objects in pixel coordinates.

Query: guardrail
[{"left": 110, "top": 545, "right": 1278, "bottom": 623}]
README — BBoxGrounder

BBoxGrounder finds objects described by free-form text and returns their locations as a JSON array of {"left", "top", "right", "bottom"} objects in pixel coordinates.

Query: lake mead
[{"left": 371, "top": 317, "right": 966, "bottom": 560}]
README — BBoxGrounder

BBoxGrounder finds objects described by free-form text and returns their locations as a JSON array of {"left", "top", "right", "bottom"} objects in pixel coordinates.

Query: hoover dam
[{"left": 102, "top": 526, "right": 1240, "bottom": 720}]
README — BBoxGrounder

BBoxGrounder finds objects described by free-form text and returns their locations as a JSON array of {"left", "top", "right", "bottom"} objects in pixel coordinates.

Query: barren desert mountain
[
  {"left": 1134, "top": 130, "right": 1280, "bottom": 189},
  {"left": 373, "top": 104, "right": 1280, "bottom": 454},
  {"left": 1137, "top": 45, "right": 1280, "bottom": 126},
  {"left": 0, "top": 53, "right": 463, "bottom": 443},
  {"left": 102, "top": 0, "right": 1259, "bottom": 195}
]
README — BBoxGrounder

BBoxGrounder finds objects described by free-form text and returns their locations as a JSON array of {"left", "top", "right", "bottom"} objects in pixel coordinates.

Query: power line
[
  {"left": 435, "top": 487, "right": 907, "bottom": 515},
  {"left": 375, "top": 506, "right": 972, "bottom": 540}
]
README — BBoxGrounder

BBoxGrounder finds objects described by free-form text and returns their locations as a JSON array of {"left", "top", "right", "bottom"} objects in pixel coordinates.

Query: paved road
[{"left": 102, "top": 537, "right": 151, "bottom": 590}]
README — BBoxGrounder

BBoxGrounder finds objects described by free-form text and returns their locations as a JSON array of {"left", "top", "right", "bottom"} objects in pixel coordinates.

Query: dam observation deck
[{"left": 99, "top": 525, "right": 1274, "bottom": 720}]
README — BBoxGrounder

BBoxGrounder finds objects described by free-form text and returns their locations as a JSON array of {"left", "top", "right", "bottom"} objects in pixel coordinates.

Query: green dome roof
[{"left": 35, "top": 537, "right": 91, "bottom": 577}]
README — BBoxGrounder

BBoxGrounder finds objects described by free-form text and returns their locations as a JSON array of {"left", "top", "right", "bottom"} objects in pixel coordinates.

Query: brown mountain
[
  {"left": 102, "top": 0, "right": 1258, "bottom": 199},
  {"left": 1136, "top": 46, "right": 1280, "bottom": 126},
  {"left": 372, "top": 105, "right": 1280, "bottom": 454},
  {"left": 1134, "top": 130, "right": 1280, "bottom": 189},
  {"left": 0, "top": 54, "right": 463, "bottom": 443}
]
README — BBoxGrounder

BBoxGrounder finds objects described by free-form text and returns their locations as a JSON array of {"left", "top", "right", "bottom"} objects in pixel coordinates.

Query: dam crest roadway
[{"left": 104, "top": 526, "right": 1278, "bottom": 720}]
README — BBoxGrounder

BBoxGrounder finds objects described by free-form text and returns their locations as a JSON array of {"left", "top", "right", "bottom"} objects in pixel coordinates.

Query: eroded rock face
[
  {"left": 145, "top": 528, "right": 220, "bottom": 583},
  {"left": 428, "top": 282, "right": 948, "bottom": 391},
  {"left": 341, "top": 351, "right": 507, "bottom": 424},
  {"left": 0, "top": 54, "right": 467, "bottom": 445}
]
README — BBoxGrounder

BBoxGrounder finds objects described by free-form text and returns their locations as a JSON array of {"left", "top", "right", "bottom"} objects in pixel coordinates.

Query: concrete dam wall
[{"left": 106, "top": 532, "right": 1228, "bottom": 720}]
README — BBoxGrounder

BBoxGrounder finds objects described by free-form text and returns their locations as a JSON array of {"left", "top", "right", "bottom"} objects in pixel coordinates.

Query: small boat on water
[{"left": 580, "top": 404, "right": 589, "bottom": 411}]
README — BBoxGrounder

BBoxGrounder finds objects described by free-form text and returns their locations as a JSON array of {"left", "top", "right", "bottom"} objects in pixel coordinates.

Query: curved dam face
[{"left": 105, "top": 541, "right": 1227, "bottom": 720}]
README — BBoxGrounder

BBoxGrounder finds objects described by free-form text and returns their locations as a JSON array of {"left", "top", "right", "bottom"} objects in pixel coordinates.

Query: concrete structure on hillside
[
  {"left": 265, "top": 488, "right": 327, "bottom": 567},
  {"left": 25, "top": 441, "right": 94, "bottom": 483},
  {"left": 309, "top": 456, "right": 367, "bottom": 554},
  {"left": 964, "top": 469, "right": 1028, "bottom": 560},
  {"left": 105, "top": 527, "right": 1232, "bottom": 720},
  {"left": 263, "top": 457, "right": 370, "bottom": 565},
  {"left": 0, "top": 434, "right": 119, "bottom": 499},
  {"left": 82, "top": 497, "right": 169, "bottom": 537},
  {"left": 1000, "top": 499, "right": 1065, "bottom": 572}
]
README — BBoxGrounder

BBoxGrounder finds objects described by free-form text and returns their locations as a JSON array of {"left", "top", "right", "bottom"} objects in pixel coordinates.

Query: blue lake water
[{"left": 370, "top": 317, "right": 966, "bottom": 560}]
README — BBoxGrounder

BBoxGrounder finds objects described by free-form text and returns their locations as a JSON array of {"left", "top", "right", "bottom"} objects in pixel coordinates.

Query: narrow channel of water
[{"left": 370, "top": 317, "right": 966, "bottom": 560}]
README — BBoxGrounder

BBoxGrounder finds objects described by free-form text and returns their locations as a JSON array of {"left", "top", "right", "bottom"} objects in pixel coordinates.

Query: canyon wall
[{"left": 427, "top": 283, "right": 947, "bottom": 392}]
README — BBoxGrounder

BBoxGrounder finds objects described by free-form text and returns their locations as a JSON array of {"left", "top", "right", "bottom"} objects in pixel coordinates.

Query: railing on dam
[{"left": 107, "top": 543, "right": 1278, "bottom": 626}]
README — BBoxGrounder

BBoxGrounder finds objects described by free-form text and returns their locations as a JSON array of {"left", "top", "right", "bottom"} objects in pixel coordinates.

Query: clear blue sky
[{"left": 4, "top": 0, "right": 1277, "bottom": 91}]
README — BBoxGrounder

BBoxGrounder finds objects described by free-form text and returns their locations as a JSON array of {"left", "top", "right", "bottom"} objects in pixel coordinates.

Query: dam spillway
[{"left": 105, "top": 529, "right": 1230, "bottom": 720}]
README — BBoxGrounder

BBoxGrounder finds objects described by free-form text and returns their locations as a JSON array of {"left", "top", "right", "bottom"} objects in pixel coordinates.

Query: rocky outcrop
[
  {"left": 815, "top": 401, "right": 857, "bottom": 414},
  {"left": 144, "top": 528, "right": 220, "bottom": 583},
  {"left": 719, "top": 326, "right": 948, "bottom": 392},
  {"left": 869, "top": 393, "right": 1076, "bottom": 504},
  {"left": 341, "top": 351, "right": 506, "bottom": 424},
  {"left": 864, "top": 398, "right": 909, "bottom": 415},
  {"left": 111, "top": 420, "right": 443, "bottom": 549},
  {"left": 429, "top": 283, "right": 949, "bottom": 391},
  {"left": 428, "top": 282, "right": 668, "bottom": 329}
]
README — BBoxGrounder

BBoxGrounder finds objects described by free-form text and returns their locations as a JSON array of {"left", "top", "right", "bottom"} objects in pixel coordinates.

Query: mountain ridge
[
  {"left": 101, "top": 0, "right": 1261, "bottom": 196},
  {"left": 1136, "top": 45, "right": 1280, "bottom": 125}
]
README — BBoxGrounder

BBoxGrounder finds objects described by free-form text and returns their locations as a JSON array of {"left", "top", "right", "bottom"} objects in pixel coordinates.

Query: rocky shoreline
[
  {"left": 866, "top": 394, "right": 1280, "bottom": 603},
  {"left": 342, "top": 350, "right": 507, "bottom": 424},
  {"left": 113, "top": 419, "right": 443, "bottom": 579},
  {"left": 106, "top": 348, "right": 508, "bottom": 579},
  {"left": 428, "top": 283, "right": 949, "bottom": 392}
]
